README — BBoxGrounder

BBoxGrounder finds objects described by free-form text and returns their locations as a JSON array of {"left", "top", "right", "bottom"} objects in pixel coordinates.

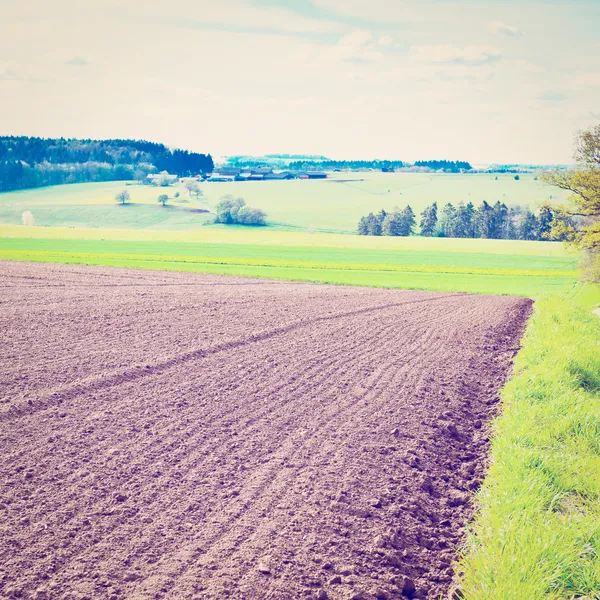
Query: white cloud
[
  {"left": 487, "top": 21, "right": 523, "bottom": 36},
  {"left": 323, "top": 31, "right": 385, "bottom": 64},
  {"left": 65, "top": 56, "right": 89, "bottom": 67},
  {"left": 0, "top": 0, "right": 597, "bottom": 164},
  {"left": 311, "top": 0, "right": 448, "bottom": 23},
  {"left": 501, "top": 59, "right": 544, "bottom": 74},
  {"left": 575, "top": 73, "right": 600, "bottom": 87},
  {"left": 409, "top": 45, "right": 502, "bottom": 65},
  {"left": 178, "top": 1, "right": 345, "bottom": 34},
  {"left": 3, "top": 0, "right": 346, "bottom": 35},
  {"left": 0, "top": 67, "right": 47, "bottom": 83},
  {"left": 0, "top": 68, "right": 24, "bottom": 81}
]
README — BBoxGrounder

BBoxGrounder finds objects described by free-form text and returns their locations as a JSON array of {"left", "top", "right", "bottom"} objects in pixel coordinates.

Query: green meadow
[
  {"left": 0, "top": 172, "right": 569, "bottom": 233},
  {"left": 0, "top": 171, "right": 577, "bottom": 297},
  {"left": 0, "top": 231, "right": 579, "bottom": 297}
]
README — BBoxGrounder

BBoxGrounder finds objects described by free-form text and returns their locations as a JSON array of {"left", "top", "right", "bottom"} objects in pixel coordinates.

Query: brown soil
[{"left": 0, "top": 261, "right": 532, "bottom": 600}]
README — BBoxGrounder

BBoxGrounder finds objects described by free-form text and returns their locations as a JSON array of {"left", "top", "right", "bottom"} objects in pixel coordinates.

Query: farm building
[
  {"left": 210, "top": 167, "right": 304, "bottom": 182},
  {"left": 264, "top": 171, "right": 296, "bottom": 180},
  {"left": 215, "top": 167, "right": 242, "bottom": 177},
  {"left": 296, "top": 171, "right": 328, "bottom": 179},
  {"left": 207, "top": 174, "right": 236, "bottom": 182},
  {"left": 251, "top": 167, "right": 274, "bottom": 175}
]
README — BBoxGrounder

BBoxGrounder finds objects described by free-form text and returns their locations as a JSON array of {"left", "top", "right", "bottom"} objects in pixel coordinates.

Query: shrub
[{"left": 214, "top": 195, "right": 266, "bottom": 226}]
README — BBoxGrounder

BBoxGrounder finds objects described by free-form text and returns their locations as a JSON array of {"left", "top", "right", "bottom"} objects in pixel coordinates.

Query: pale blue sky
[{"left": 1, "top": 0, "right": 599, "bottom": 163}]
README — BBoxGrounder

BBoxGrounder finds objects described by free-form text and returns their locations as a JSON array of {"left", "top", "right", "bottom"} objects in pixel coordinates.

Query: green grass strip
[
  {"left": 0, "top": 237, "right": 578, "bottom": 297},
  {"left": 458, "top": 290, "right": 600, "bottom": 599}
]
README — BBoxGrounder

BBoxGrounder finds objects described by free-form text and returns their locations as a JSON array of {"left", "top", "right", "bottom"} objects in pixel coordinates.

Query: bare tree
[
  {"left": 115, "top": 190, "right": 130, "bottom": 205},
  {"left": 155, "top": 171, "right": 173, "bottom": 187},
  {"left": 184, "top": 179, "right": 203, "bottom": 199}
]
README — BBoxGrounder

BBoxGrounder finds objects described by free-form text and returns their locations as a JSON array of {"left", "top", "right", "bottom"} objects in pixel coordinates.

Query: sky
[{"left": 1, "top": 0, "right": 599, "bottom": 164}]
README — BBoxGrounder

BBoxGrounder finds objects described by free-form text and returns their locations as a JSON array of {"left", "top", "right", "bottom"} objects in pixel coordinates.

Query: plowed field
[{"left": 0, "top": 262, "right": 532, "bottom": 600}]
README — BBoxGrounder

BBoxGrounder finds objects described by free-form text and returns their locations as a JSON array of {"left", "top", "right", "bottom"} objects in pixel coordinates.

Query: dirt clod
[
  {"left": 402, "top": 577, "right": 417, "bottom": 597},
  {"left": 420, "top": 476, "right": 434, "bottom": 495},
  {"left": 446, "top": 424, "right": 460, "bottom": 439}
]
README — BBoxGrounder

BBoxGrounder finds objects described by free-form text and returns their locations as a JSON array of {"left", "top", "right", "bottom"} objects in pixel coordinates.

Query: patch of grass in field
[
  {"left": 0, "top": 173, "right": 569, "bottom": 233},
  {"left": 0, "top": 204, "right": 213, "bottom": 230},
  {"left": 0, "top": 236, "right": 578, "bottom": 296},
  {"left": 458, "top": 288, "right": 600, "bottom": 599},
  {"left": 0, "top": 223, "right": 574, "bottom": 256}
]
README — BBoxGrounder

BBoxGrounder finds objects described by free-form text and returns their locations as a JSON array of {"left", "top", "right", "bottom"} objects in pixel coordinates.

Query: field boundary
[
  {"left": 0, "top": 248, "right": 576, "bottom": 278},
  {"left": 0, "top": 236, "right": 579, "bottom": 297},
  {"left": 457, "top": 286, "right": 600, "bottom": 599}
]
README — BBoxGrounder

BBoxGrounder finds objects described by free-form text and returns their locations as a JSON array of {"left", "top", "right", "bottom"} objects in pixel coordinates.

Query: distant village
[
  {"left": 207, "top": 166, "right": 328, "bottom": 182},
  {"left": 143, "top": 156, "right": 558, "bottom": 187},
  {"left": 146, "top": 166, "right": 328, "bottom": 185}
]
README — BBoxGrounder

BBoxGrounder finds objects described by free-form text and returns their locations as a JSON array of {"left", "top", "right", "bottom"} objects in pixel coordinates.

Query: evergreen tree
[
  {"left": 474, "top": 201, "right": 493, "bottom": 238},
  {"left": 439, "top": 203, "right": 457, "bottom": 237},
  {"left": 519, "top": 209, "right": 539, "bottom": 240},
  {"left": 454, "top": 202, "right": 475, "bottom": 238},
  {"left": 538, "top": 205, "right": 554, "bottom": 239},
  {"left": 505, "top": 207, "right": 520, "bottom": 239},
  {"left": 400, "top": 205, "right": 416, "bottom": 236},
  {"left": 419, "top": 202, "right": 438, "bottom": 236},
  {"left": 366, "top": 212, "right": 383, "bottom": 236},
  {"left": 490, "top": 201, "right": 509, "bottom": 239},
  {"left": 357, "top": 215, "right": 369, "bottom": 235},
  {"left": 465, "top": 202, "right": 476, "bottom": 237},
  {"left": 382, "top": 208, "right": 404, "bottom": 236}
]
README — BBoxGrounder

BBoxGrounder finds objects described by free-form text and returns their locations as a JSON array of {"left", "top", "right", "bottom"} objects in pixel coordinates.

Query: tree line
[
  {"left": 358, "top": 206, "right": 416, "bottom": 236},
  {"left": 413, "top": 160, "right": 473, "bottom": 172},
  {"left": 285, "top": 159, "right": 473, "bottom": 172},
  {"left": 287, "top": 160, "right": 407, "bottom": 171},
  {"left": 0, "top": 136, "right": 214, "bottom": 192},
  {"left": 358, "top": 201, "right": 570, "bottom": 241}
]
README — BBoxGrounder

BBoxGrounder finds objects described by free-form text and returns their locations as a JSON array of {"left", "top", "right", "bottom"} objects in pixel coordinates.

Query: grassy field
[
  {"left": 458, "top": 288, "right": 600, "bottom": 599},
  {"left": 0, "top": 182, "right": 213, "bottom": 230},
  {"left": 0, "top": 224, "right": 579, "bottom": 297},
  {"left": 0, "top": 172, "right": 569, "bottom": 233}
]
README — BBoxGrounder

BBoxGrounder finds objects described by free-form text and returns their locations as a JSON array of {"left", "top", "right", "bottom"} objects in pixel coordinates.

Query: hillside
[
  {"left": 0, "top": 136, "right": 214, "bottom": 192},
  {"left": 0, "top": 172, "right": 568, "bottom": 233}
]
